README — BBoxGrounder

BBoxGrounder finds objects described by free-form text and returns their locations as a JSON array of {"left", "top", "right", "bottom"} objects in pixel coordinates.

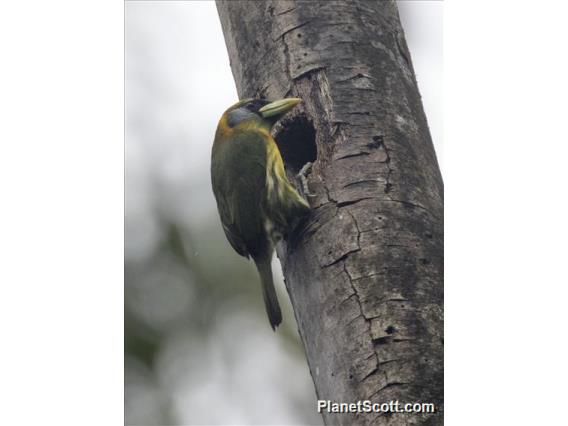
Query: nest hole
[{"left": 274, "top": 114, "right": 317, "bottom": 174}]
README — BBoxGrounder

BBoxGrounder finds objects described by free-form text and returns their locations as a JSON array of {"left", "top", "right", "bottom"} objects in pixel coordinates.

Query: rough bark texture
[{"left": 216, "top": 1, "right": 443, "bottom": 425}]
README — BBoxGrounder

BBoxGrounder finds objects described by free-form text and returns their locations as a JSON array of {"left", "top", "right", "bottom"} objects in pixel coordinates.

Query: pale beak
[{"left": 259, "top": 98, "right": 302, "bottom": 118}]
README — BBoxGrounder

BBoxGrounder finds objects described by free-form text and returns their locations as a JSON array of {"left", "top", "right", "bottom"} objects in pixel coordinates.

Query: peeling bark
[{"left": 216, "top": 1, "right": 443, "bottom": 425}]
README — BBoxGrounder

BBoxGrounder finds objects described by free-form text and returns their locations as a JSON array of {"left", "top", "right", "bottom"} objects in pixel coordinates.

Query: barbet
[{"left": 211, "top": 98, "right": 310, "bottom": 329}]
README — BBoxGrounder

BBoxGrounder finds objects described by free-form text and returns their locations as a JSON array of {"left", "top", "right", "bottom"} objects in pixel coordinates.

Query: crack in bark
[
  {"left": 335, "top": 152, "right": 370, "bottom": 161},
  {"left": 361, "top": 366, "right": 379, "bottom": 382},
  {"left": 275, "top": 6, "right": 296, "bottom": 16},
  {"left": 367, "top": 373, "right": 409, "bottom": 401},
  {"left": 322, "top": 209, "right": 361, "bottom": 268},
  {"left": 383, "top": 198, "right": 439, "bottom": 219},
  {"left": 330, "top": 195, "right": 439, "bottom": 221},
  {"left": 326, "top": 187, "right": 439, "bottom": 221},
  {"left": 281, "top": 30, "right": 293, "bottom": 82},
  {"left": 380, "top": 137, "right": 394, "bottom": 194},
  {"left": 347, "top": 111, "right": 371, "bottom": 116},
  {"left": 339, "top": 212, "right": 383, "bottom": 389},
  {"left": 339, "top": 293, "right": 358, "bottom": 308},
  {"left": 353, "top": 87, "right": 378, "bottom": 92},
  {"left": 342, "top": 179, "right": 381, "bottom": 189},
  {"left": 346, "top": 210, "right": 361, "bottom": 249},
  {"left": 337, "top": 72, "right": 375, "bottom": 83},
  {"left": 323, "top": 185, "right": 334, "bottom": 205},
  {"left": 336, "top": 197, "right": 375, "bottom": 208},
  {"left": 378, "top": 358, "right": 404, "bottom": 366},
  {"left": 293, "top": 66, "right": 327, "bottom": 82},
  {"left": 384, "top": 298, "right": 409, "bottom": 302},
  {"left": 322, "top": 247, "right": 360, "bottom": 268},
  {"left": 345, "top": 312, "right": 364, "bottom": 328},
  {"left": 275, "top": 20, "right": 314, "bottom": 41},
  {"left": 378, "top": 381, "right": 408, "bottom": 393},
  {"left": 372, "top": 335, "right": 393, "bottom": 345}
]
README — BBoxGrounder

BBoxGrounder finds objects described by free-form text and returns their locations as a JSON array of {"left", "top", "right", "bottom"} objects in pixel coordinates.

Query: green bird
[{"left": 211, "top": 98, "right": 311, "bottom": 330}]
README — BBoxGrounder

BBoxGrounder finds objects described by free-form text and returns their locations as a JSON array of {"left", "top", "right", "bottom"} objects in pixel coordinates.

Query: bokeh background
[{"left": 125, "top": 1, "right": 442, "bottom": 425}]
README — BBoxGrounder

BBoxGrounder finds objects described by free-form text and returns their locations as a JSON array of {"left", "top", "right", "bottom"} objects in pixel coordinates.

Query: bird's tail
[{"left": 254, "top": 255, "right": 282, "bottom": 330}]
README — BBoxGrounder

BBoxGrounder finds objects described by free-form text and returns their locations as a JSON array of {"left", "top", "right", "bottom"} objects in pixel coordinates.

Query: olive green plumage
[{"left": 211, "top": 98, "right": 310, "bottom": 330}]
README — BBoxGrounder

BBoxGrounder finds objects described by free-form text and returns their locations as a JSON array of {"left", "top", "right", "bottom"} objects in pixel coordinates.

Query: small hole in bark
[
  {"left": 297, "top": 33, "right": 302, "bottom": 38},
  {"left": 274, "top": 113, "right": 317, "bottom": 174},
  {"left": 328, "top": 250, "right": 332, "bottom": 255},
  {"left": 420, "top": 258, "right": 430, "bottom": 265},
  {"left": 303, "top": 52, "right": 308, "bottom": 57},
  {"left": 349, "top": 374, "right": 353, "bottom": 379},
  {"left": 367, "top": 135, "right": 383, "bottom": 149},
  {"left": 385, "top": 325, "right": 397, "bottom": 334},
  {"left": 425, "top": 232, "right": 433, "bottom": 239}
]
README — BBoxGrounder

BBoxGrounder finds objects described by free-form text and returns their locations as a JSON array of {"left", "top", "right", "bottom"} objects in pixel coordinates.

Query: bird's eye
[
  {"left": 242, "top": 100, "right": 268, "bottom": 114},
  {"left": 248, "top": 100, "right": 268, "bottom": 112}
]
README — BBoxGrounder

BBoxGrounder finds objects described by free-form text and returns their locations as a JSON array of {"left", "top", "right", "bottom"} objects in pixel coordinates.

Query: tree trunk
[{"left": 216, "top": 1, "right": 443, "bottom": 425}]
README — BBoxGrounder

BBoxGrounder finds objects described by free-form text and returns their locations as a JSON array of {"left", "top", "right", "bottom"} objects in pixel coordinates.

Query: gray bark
[{"left": 216, "top": 1, "right": 443, "bottom": 425}]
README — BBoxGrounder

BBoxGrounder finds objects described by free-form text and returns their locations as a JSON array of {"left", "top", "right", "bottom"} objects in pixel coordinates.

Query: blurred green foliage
[{"left": 125, "top": 213, "right": 321, "bottom": 425}]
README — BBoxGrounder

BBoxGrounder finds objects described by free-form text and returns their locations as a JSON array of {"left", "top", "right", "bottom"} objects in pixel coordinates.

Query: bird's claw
[{"left": 297, "top": 162, "right": 316, "bottom": 198}]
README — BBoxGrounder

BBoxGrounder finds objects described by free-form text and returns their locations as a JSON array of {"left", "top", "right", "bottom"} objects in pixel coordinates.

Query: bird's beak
[{"left": 259, "top": 98, "right": 301, "bottom": 118}]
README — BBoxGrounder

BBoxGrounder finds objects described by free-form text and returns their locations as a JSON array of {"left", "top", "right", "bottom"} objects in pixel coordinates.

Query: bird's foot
[{"left": 297, "top": 162, "right": 316, "bottom": 197}]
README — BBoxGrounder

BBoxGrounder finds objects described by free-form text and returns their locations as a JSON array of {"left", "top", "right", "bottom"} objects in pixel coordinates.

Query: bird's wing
[
  {"left": 217, "top": 194, "right": 250, "bottom": 258},
  {"left": 212, "top": 131, "right": 268, "bottom": 258}
]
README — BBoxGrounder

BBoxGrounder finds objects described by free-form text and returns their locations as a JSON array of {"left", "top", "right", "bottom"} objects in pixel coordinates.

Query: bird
[{"left": 211, "top": 97, "right": 311, "bottom": 330}]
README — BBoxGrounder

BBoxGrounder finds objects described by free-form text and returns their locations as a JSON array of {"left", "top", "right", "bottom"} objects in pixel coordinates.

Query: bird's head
[{"left": 216, "top": 97, "right": 302, "bottom": 138}]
